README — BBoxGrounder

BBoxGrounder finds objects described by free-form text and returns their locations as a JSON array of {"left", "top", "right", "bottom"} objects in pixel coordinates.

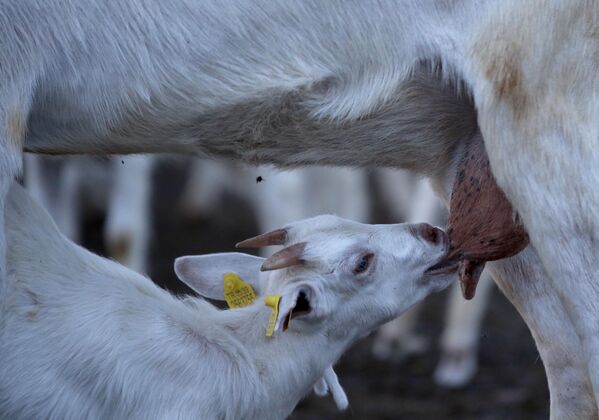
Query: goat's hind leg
[
  {"left": 469, "top": 4, "right": 599, "bottom": 406},
  {"left": 475, "top": 98, "right": 599, "bottom": 414},
  {"left": 488, "top": 124, "right": 599, "bottom": 411},
  {"left": 489, "top": 249, "right": 598, "bottom": 419},
  {"left": 477, "top": 92, "right": 599, "bottom": 409}
]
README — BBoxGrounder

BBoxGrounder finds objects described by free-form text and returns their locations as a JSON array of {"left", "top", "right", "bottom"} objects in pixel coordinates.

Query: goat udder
[{"left": 446, "top": 137, "right": 529, "bottom": 299}]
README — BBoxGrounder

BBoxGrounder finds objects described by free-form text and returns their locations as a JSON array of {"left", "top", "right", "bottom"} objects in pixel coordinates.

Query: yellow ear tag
[
  {"left": 223, "top": 273, "right": 256, "bottom": 309},
  {"left": 264, "top": 295, "right": 281, "bottom": 337}
]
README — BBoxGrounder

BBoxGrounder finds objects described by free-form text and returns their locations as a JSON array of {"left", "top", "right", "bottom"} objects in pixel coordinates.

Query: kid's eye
[{"left": 353, "top": 253, "right": 374, "bottom": 274}]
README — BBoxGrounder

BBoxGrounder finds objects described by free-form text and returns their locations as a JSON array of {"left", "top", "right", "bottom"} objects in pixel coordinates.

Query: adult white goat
[
  {"left": 0, "top": 183, "right": 454, "bottom": 419},
  {"left": 0, "top": 1, "right": 597, "bottom": 416}
]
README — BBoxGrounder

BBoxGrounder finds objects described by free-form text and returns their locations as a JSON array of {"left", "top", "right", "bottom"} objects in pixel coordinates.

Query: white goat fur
[
  {"left": 0, "top": 1, "right": 597, "bottom": 416},
  {"left": 0, "top": 184, "right": 453, "bottom": 419}
]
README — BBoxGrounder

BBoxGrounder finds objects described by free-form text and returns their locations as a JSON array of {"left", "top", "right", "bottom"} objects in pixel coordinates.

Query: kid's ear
[{"left": 174, "top": 253, "right": 264, "bottom": 300}]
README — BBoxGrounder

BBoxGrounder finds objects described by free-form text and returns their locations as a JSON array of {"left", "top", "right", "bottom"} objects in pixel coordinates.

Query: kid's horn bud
[
  {"left": 261, "top": 242, "right": 307, "bottom": 271},
  {"left": 236, "top": 228, "right": 288, "bottom": 248}
]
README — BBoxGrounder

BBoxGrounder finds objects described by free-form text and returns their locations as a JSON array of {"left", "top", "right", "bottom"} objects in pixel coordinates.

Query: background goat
[{"left": 25, "top": 155, "right": 154, "bottom": 273}]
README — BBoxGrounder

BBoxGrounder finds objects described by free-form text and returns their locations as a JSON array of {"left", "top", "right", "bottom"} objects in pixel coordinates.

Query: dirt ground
[{"left": 82, "top": 159, "right": 550, "bottom": 419}]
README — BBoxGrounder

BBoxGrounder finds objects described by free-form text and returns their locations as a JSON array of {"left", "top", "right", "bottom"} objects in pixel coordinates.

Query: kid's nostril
[{"left": 419, "top": 223, "right": 444, "bottom": 245}]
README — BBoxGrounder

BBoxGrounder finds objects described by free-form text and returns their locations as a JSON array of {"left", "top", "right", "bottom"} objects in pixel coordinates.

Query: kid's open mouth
[{"left": 424, "top": 256, "right": 460, "bottom": 276}]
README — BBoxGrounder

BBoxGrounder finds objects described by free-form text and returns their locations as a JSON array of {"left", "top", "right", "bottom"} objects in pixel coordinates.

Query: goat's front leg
[{"left": 489, "top": 249, "right": 597, "bottom": 419}]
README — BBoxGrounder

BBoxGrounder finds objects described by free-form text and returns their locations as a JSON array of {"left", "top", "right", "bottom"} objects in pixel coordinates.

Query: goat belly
[{"left": 446, "top": 137, "right": 529, "bottom": 299}]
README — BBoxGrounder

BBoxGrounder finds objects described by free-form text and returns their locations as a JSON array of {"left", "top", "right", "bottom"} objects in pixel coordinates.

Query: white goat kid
[
  {"left": 181, "top": 163, "right": 369, "bottom": 405},
  {"left": 181, "top": 163, "right": 370, "bottom": 406},
  {"left": 1, "top": 2, "right": 597, "bottom": 415},
  {"left": 0, "top": 184, "right": 454, "bottom": 419}
]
